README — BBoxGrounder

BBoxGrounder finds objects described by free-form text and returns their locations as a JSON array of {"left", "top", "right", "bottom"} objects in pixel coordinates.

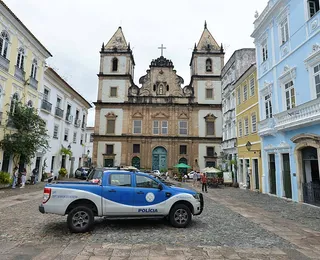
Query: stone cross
[{"left": 158, "top": 44, "right": 166, "bottom": 56}]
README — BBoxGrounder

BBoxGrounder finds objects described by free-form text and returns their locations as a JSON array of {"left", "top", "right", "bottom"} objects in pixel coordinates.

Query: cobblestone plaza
[{"left": 1, "top": 183, "right": 320, "bottom": 259}]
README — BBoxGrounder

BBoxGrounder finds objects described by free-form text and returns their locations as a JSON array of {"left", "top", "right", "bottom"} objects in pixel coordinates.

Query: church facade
[{"left": 93, "top": 24, "right": 224, "bottom": 172}]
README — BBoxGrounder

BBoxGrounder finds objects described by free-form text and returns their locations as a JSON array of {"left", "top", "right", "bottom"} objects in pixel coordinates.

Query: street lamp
[{"left": 246, "top": 141, "right": 261, "bottom": 157}]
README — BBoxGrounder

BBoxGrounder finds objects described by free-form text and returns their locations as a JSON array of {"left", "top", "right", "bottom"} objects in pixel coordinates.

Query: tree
[{"left": 0, "top": 101, "right": 49, "bottom": 166}]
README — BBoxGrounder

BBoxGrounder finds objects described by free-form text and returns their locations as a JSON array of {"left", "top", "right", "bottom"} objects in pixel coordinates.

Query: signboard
[{"left": 223, "top": 172, "right": 233, "bottom": 184}]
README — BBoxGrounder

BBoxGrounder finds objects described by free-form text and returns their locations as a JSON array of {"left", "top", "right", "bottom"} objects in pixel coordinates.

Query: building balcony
[
  {"left": 0, "top": 55, "right": 9, "bottom": 72},
  {"left": 274, "top": 98, "right": 320, "bottom": 131},
  {"left": 14, "top": 66, "right": 25, "bottom": 82},
  {"left": 258, "top": 117, "right": 276, "bottom": 136},
  {"left": 29, "top": 77, "right": 38, "bottom": 89},
  {"left": 41, "top": 100, "right": 52, "bottom": 113},
  {"left": 74, "top": 119, "right": 81, "bottom": 128},
  {"left": 55, "top": 107, "right": 64, "bottom": 118}
]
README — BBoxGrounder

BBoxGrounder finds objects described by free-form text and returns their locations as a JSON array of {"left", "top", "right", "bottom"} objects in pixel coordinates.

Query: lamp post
[{"left": 245, "top": 141, "right": 261, "bottom": 157}]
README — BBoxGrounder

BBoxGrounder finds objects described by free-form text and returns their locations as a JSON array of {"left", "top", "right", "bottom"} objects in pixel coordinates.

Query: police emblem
[{"left": 145, "top": 192, "right": 155, "bottom": 202}]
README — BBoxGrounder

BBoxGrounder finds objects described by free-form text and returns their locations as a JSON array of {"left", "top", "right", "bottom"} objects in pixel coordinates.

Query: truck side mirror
[{"left": 158, "top": 184, "right": 163, "bottom": 190}]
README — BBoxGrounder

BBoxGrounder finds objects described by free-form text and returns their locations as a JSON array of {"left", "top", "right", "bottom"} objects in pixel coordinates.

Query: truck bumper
[
  {"left": 39, "top": 204, "right": 45, "bottom": 214},
  {"left": 194, "top": 193, "right": 204, "bottom": 216}
]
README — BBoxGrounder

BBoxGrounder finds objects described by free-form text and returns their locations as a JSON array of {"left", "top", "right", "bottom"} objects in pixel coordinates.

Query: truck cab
[{"left": 39, "top": 170, "right": 204, "bottom": 233}]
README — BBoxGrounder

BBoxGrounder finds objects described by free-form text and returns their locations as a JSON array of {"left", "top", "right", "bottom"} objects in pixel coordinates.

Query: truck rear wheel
[
  {"left": 169, "top": 204, "right": 191, "bottom": 228},
  {"left": 67, "top": 206, "right": 94, "bottom": 233}
]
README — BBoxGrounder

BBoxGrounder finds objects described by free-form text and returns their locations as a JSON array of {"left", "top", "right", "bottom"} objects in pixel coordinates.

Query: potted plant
[{"left": 58, "top": 168, "right": 68, "bottom": 179}]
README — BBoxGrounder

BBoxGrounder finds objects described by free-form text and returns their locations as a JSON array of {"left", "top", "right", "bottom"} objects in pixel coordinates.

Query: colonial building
[
  {"left": 235, "top": 64, "right": 262, "bottom": 191},
  {"left": 30, "top": 67, "right": 92, "bottom": 180},
  {"left": 0, "top": 1, "right": 52, "bottom": 173},
  {"left": 93, "top": 24, "right": 224, "bottom": 172},
  {"left": 84, "top": 126, "right": 94, "bottom": 167},
  {"left": 252, "top": 0, "right": 320, "bottom": 204},
  {"left": 221, "top": 49, "right": 256, "bottom": 175}
]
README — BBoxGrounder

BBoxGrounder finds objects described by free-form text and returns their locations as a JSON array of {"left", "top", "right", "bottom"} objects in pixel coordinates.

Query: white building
[
  {"left": 30, "top": 67, "right": 92, "bottom": 179},
  {"left": 83, "top": 126, "right": 93, "bottom": 167},
  {"left": 221, "top": 49, "right": 256, "bottom": 172}
]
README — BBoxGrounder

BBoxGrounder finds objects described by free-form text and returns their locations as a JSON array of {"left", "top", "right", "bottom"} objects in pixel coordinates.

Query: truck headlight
[{"left": 193, "top": 193, "right": 200, "bottom": 201}]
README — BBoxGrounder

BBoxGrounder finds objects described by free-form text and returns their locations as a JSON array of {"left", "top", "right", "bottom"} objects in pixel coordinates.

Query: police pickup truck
[{"left": 39, "top": 170, "right": 204, "bottom": 233}]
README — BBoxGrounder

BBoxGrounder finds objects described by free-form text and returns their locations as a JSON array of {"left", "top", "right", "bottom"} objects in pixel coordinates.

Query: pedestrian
[
  {"left": 20, "top": 168, "right": 27, "bottom": 188},
  {"left": 32, "top": 168, "right": 38, "bottom": 184},
  {"left": 12, "top": 166, "right": 18, "bottom": 189},
  {"left": 201, "top": 172, "right": 208, "bottom": 193},
  {"left": 192, "top": 171, "right": 198, "bottom": 187}
]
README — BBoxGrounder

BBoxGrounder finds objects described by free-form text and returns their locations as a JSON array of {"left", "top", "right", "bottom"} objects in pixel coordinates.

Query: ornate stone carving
[
  {"left": 311, "top": 19, "right": 318, "bottom": 31},
  {"left": 150, "top": 56, "right": 174, "bottom": 68}
]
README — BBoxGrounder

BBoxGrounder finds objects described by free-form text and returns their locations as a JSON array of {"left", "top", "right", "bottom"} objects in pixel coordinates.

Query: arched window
[
  {"left": 206, "top": 58, "right": 212, "bottom": 72},
  {"left": 16, "top": 47, "right": 25, "bottom": 70},
  {"left": 31, "top": 59, "right": 38, "bottom": 79},
  {"left": 10, "top": 93, "right": 19, "bottom": 114},
  {"left": 159, "top": 83, "right": 164, "bottom": 95},
  {"left": 112, "top": 58, "right": 118, "bottom": 72},
  {"left": 0, "top": 31, "right": 9, "bottom": 58}
]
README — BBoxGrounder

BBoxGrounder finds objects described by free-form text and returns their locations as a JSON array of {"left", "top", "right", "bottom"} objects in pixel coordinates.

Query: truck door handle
[
  {"left": 108, "top": 189, "right": 116, "bottom": 192},
  {"left": 136, "top": 191, "right": 144, "bottom": 194}
]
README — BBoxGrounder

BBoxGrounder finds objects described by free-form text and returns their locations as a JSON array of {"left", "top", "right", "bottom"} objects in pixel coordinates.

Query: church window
[
  {"left": 133, "top": 120, "right": 142, "bottom": 134},
  {"left": 133, "top": 144, "right": 140, "bottom": 153},
  {"left": 206, "top": 58, "right": 212, "bottom": 72},
  {"left": 112, "top": 58, "right": 118, "bottom": 72},
  {"left": 106, "top": 144, "right": 114, "bottom": 155},
  {"left": 180, "top": 145, "right": 187, "bottom": 155},
  {"left": 159, "top": 83, "right": 164, "bottom": 95},
  {"left": 153, "top": 120, "right": 159, "bottom": 135},
  {"left": 153, "top": 84, "right": 156, "bottom": 91},
  {"left": 31, "top": 59, "right": 38, "bottom": 79},
  {"left": 110, "top": 87, "right": 117, "bottom": 97},
  {"left": 167, "top": 85, "right": 169, "bottom": 91},
  {"left": 0, "top": 30, "right": 9, "bottom": 58},
  {"left": 179, "top": 121, "right": 188, "bottom": 135},
  {"left": 16, "top": 47, "right": 25, "bottom": 70},
  {"left": 206, "top": 121, "right": 215, "bottom": 136},
  {"left": 308, "top": 0, "right": 319, "bottom": 18},
  {"left": 206, "top": 88, "right": 213, "bottom": 99},
  {"left": 161, "top": 121, "right": 168, "bottom": 134},
  {"left": 106, "top": 119, "right": 115, "bottom": 134}
]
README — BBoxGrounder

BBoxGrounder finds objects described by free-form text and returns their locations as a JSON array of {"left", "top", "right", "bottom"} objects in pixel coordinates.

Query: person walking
[
  {"left": 32, "top": 168, "right": 38, "bottom": 184},
  {"left": 20, "top": 168, "right": 27, "bottom": 188},
  {"left": 201, "top": 172, "right": 208, "bottom": 193},
  {"left": 12, "top": 166, "right": 18, "bottom": 189},
  {"left": 192, "top": 171, "right": 198, "bottom": 187}
]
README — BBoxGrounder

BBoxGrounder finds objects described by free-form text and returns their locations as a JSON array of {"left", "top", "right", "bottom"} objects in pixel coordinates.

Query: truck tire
[
  {"left": 67, "top": 206, "right": 94, "bottom": 233},
  {"left": 169, "top": 204, "right": 191, "bottom": 228}
]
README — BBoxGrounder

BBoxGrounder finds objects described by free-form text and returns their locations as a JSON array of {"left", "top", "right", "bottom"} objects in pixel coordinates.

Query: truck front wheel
[
  {"left": 67, "top": 206, "right": 94, "bottom": 233},
  {"left": 169, "top": 204, "right": 191, "bottom": 228}
]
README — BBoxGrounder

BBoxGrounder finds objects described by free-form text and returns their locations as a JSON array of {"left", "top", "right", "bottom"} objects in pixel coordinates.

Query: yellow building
[
  {"left": 235, "top": 64, "right": 262, "bottom": 191},
  {"left": 0, "top": 1, "right": 52, "bottom": 172}
]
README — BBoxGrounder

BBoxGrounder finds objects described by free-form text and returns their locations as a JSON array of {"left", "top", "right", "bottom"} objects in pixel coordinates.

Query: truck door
[
  {"left": 102, "top": 173, "right": 134, "bottom": 215},
  {"left": 133, "top": 174, "right": 168, "bottom": 215}
]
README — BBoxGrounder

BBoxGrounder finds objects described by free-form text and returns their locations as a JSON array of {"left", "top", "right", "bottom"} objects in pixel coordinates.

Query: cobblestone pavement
[{"left": 0, "top": 182, "right": 319, "bottom": 259}]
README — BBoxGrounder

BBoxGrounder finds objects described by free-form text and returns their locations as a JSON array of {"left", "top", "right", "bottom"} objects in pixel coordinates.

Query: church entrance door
[{"left": 152, "top": 147, "right": 167, "bottom": 171}]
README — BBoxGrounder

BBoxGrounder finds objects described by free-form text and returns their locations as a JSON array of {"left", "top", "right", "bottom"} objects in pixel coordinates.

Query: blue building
[{"left": 251, "top": 0, "right": 320, "bottom": 205}]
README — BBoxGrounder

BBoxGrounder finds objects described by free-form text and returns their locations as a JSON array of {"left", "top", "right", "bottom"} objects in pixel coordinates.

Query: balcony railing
[
  {"left": 258, "top": 118, "right": 276, "bottom": 136},
  {"left": 55, "top": 107, "right": 64, "bottom": 118},
  {"left": 41, "top": 100, "right": 52, "bottom": 113},
  {"left": 29, "top": 77, "right": 38, "bottom": 89},
  {"left": 0, "top": 55, "right": 9, "bottom": 71},
  {"left": 275, "top": 98, "right": 320, "bottom": 131},
  {"left": 14, "top": 66, "right": 25, "bottom": 82},
  {"left": 74, "top": 119, "right": 81, "bottom": 127}
]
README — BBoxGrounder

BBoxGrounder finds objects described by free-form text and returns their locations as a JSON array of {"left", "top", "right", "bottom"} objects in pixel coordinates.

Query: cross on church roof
[{"left": 158, "top": 44, "right": 166, "bottom": 57}]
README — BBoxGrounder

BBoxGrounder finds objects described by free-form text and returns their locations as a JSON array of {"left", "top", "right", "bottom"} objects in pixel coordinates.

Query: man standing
[
  {"left": 192, "top": 171, "right": 198, "bottom": 187},
  {"left": 201, "top": 172, "right": 208, "bottom": 193},
  {"left": 20, "top": 168, "right": 27, "bottom": 188},
  {"left": 32, "top": 168, "right": 38, "bottom": 184},
  {"left": 12, "top": 166, "right": 18, "bottom": 189}
]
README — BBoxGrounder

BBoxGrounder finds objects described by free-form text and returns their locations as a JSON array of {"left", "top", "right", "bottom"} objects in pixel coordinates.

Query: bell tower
[
  {"left": 189, "top": 22, "right": 224, "bottom": 104},
  {"left": 97, "top": 27, "right": 135, "bottom": 103}
]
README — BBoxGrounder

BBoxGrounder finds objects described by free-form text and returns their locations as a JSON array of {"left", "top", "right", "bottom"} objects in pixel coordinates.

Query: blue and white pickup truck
[{"left": 39, "top": 170, "right": 204, "bottom": 233}]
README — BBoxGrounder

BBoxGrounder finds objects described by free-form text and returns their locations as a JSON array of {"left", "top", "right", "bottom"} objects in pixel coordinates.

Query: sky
[{"left": 5, "top": 0, "right": 267, "bottom": 127}]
